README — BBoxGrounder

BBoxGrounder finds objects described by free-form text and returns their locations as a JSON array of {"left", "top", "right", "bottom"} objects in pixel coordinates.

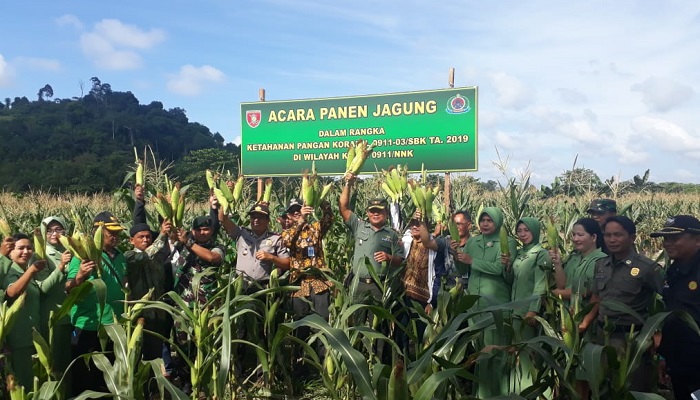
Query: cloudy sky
[{"left": 1, "top": 1, "right": 699, "bottom": 185}]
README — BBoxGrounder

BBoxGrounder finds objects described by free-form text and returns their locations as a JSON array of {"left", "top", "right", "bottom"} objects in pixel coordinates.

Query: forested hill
[{"left": 0, "top": 78, "right": 240, "bottom": 193}]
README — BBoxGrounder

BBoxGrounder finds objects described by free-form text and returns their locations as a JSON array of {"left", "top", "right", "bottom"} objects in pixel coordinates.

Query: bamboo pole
[{"left": 444, "top": 68, "right": 455, "bottom": 212}]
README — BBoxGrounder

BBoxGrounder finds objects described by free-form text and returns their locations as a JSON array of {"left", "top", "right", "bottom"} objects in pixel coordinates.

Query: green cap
[{"left": 366, "top": 197, "right": 388, "bottom": 210}]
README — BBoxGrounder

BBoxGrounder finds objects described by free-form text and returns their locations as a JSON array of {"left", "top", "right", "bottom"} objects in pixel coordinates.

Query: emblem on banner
[
  {"left": 246, "top": 110, "right": 262, "bottom": 128},
  {"left": 445, "top": 94, "right": 470, "bottom": 114}
]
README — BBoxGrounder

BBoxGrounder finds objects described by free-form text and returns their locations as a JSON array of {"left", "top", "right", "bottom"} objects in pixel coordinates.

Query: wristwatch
[{"left": 185, "top": 237, "right": 195, "bottom": 249}]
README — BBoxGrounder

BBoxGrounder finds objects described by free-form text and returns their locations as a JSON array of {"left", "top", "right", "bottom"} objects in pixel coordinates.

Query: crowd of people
[{"left": 0, "top": 176, "right": 699, "bottom": 399}]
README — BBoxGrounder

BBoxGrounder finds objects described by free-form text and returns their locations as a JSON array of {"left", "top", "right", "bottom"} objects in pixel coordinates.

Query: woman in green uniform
[
  {"left": 37, "top": 216, "right": 73, "bottom": 381},
  {"left": 549, "top": 217, "right": 605, "bottom": 399},
  {"left": 551, "top": 218, "right": 606, "bottom": 306},
  {"left": 508, "top": 217, "right": 551, "bottom": 393},
  {"left": 464, "top": 207, "right": 517, "bottom": 397},
  {"left": 3, "top": 233, "right": 64, "bottom": 389}
]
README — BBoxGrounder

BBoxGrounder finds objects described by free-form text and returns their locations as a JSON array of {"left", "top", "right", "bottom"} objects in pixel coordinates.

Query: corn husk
[
  {"left": 345, "top": 139, "right": 374, "bottom": 175},
  {"left": 499, "top": 226, "right": 509, "bottom": 256}
]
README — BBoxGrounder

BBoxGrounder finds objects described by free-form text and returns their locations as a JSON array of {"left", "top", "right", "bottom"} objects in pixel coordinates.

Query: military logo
[
  {"left": 630, "top": 267, "right": 640, "bottom": 277},
  {"left": 264, "top": 239, "right": 272, "bottom": 247},
  {"left": 665, "top": 217, "right": 675, "bottom": 227},
  {"left": 246, "top": 110, "right": 262, "bottom": 128},
  {"left": 445, "top": 94, "right": 470, "bottom": 114},
  {"left": 689, "top": 281, "right": 698, "bottom": 291}
]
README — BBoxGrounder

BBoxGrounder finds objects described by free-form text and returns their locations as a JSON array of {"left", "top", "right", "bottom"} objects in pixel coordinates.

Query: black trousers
[
  {"left": 669, "top": 370, "right": 700, "bottom": 400},
  {"left": 70, "top": 328, "right": 113, "bottom": 396}
]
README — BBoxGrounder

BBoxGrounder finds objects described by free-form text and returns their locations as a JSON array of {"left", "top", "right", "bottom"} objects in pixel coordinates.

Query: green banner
[{"left": 241, "top": 87, "right": 478, "bottom": 176}]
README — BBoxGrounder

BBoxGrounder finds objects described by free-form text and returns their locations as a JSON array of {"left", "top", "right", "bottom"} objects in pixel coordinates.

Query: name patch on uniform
[
  {"left": 689, "top": 281, "right": 698, "bottom": 291},
  {"left": 381, "top": 237, "right": 392, "bottom": 242},
  {"left": 630, "top": 267, "right": 640, "bottom": 277}
]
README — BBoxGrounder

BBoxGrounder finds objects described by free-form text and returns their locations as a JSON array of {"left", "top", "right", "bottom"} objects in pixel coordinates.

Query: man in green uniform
[
  {"left": 125, "top": 219, "right": 171, "bottom": 361},
  {"left": 339, "top": 174, "right": 404, "bottom": 301},
  {"left": 65, "top": 211, "right": 127, "bottom": 396},
  {"left": 581, "top": 215, "right": 663, "bottom": 392}
]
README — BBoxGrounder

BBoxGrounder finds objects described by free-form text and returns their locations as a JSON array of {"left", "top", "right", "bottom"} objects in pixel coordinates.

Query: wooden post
[
  {"left": 444, "top": 68, "right": 454, "bottom": 212},
  {"left": 444, "top": 172, "right": 451, "bottom": 212},
  {"left": 257, "top": 88, "right": 266, "bottom": 201}
]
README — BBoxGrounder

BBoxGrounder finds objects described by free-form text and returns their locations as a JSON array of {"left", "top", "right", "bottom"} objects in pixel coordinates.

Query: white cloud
[
  {"left": 14, "top": 57, "right": 61, "bottom": 71},
  {"left": 93, "top": 19, "right": 166, "bottom": 50},
  {"left": 631, "top": 116, "right": 700, "bottom": 155},
  {"left": 488, "top": 72, "right": 530, "bottom": 110},
  {"left": 631, "top": 77, "right": 695, "bottom": 112},
  {"left": 232, "top": 135, "right": 242, "bottom": 146},
  {"left": 0, "top": 54, "right": 14, "bottom": 87},
  {"left": 674, "top": 169, "right": 695, "bottom": 180},
  {"left": 56, "top": 14, "right": 83, "bottom": 30},
  {"left": 80, "top": 19, "right": 166, "bottom": 70},
  {"left": 167, "top": 65, "right": 226, "bottom": 96}
]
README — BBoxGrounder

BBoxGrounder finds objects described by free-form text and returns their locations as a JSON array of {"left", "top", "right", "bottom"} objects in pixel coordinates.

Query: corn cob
[
  {"left": 380, "top": 166, "right": 405, "bottom": 203},
  {"left": 345, "top": 139, "right": 374, "bottom": 175},
  {"left": 0, "top": 218, "right": 11, "bottom": 238},
  {"left": 33, "top": 227, "right": 46, "bottom": 260},
  {"left": 387, "top": 359, "right": 409, "bottom": 400},
  {"left": 559, "top": 294, "right": 575, "bottom": 348},
  {"left": 128, "top": 317, "right": 145, "bottom": 351},
  {"left": 262, "top": 178, "right": 273, "bottom": 203},
  {"left": 300, "top": 168, "right": 334, "bottom": 209},
  {"left": 205, "top": 169, "right": 216, "bottom": 190},
  {"left": 345, "top": 143, "right": 355, "bottom": 171},
  {"left": 499, "top": 226, "right": 509, "bottom": 256},
  {"left": 545, "top": 216, "right": 559, "bottom": 250},
  {"left": 408, "top": 178, "right": 441, "bottom": 218},
  {"left": 448, "top": 218, "right": 460, "bottom": 241},
  {"left": 58, "top": 224, "right": 104, "bottom": 279},
  {"left": 232, "top": 175, "right": 244, "bottom": 202}
]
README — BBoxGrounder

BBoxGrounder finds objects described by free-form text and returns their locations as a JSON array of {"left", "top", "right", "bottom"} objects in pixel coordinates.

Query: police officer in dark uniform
[
  {"left": 652, "top": 215, "right": 700, "bottom": 400},
  {"left": 587, "top": 199, "right": 617, "bottom": 254},
  {"left": 580, "top": 215, "right": 664, "bottom": 392}
]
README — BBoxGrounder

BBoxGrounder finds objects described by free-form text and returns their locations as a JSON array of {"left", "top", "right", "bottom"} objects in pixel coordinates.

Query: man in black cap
[
  {"left": 219, "top": 202, "right": 289, "bottom": 289},
  {"left": 65, "top": 211, "right": 127, "bottom": 395},
  {"left": 124, "top": 219, "right": 172, "bottom": 361},
  {"left": 587, "top": 199, "right": 617, "bottom": 254},
  {"left": 175, "top": 215, "right": 225, "bottom": 306},
  {"left": 652, "top": 215, "right": 700, "bottom": 400}
]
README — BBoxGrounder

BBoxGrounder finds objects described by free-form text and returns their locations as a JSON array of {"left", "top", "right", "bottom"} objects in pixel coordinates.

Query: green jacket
[
  {"left": 124, "top": 233, "right": 169, "bottom": 320},
  {"left": 36, "top": 216, "right": 71, "bottom": 334},
  {"left": 465, "top": 207, "right": 517, "bottom": 306},
  {"left": 511, "top": 218, "right": 551, "bottom": 316},
  {"left": 3, "top": 261, "right": 64, "bottom": 348}
]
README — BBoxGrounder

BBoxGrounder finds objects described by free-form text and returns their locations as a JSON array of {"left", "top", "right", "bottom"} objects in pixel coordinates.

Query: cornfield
[{"left": 0, "top": 170, "right": 697, "bottom": 400}]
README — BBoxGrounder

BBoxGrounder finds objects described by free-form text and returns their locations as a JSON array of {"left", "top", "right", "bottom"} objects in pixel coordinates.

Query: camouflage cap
[{"left": 586, "top": 199, "right": 617, "bottom": 213}]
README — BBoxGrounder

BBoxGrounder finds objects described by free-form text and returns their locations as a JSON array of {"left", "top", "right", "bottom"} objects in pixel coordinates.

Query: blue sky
[{"left": 2, "top": 1, "right": 699, "bottom": 185}]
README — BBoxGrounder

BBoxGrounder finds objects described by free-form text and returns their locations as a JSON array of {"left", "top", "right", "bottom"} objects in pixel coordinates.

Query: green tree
[{"left": 174, "top": 147, "right": 241, "bottom": 199}]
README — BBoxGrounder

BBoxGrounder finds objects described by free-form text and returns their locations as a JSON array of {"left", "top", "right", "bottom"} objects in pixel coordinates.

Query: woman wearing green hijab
[
  {"left": 464, "top": 207, "right": 517, "bottom": 398},
  {"left": 510, "top": 217, "right": 551, "bottom": 334},
  {"left": 508, "top": 217, "right": 551, "bottom": 393},
  {"left": 37, "top": 216, "right": 73, "bottom": 382}
]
